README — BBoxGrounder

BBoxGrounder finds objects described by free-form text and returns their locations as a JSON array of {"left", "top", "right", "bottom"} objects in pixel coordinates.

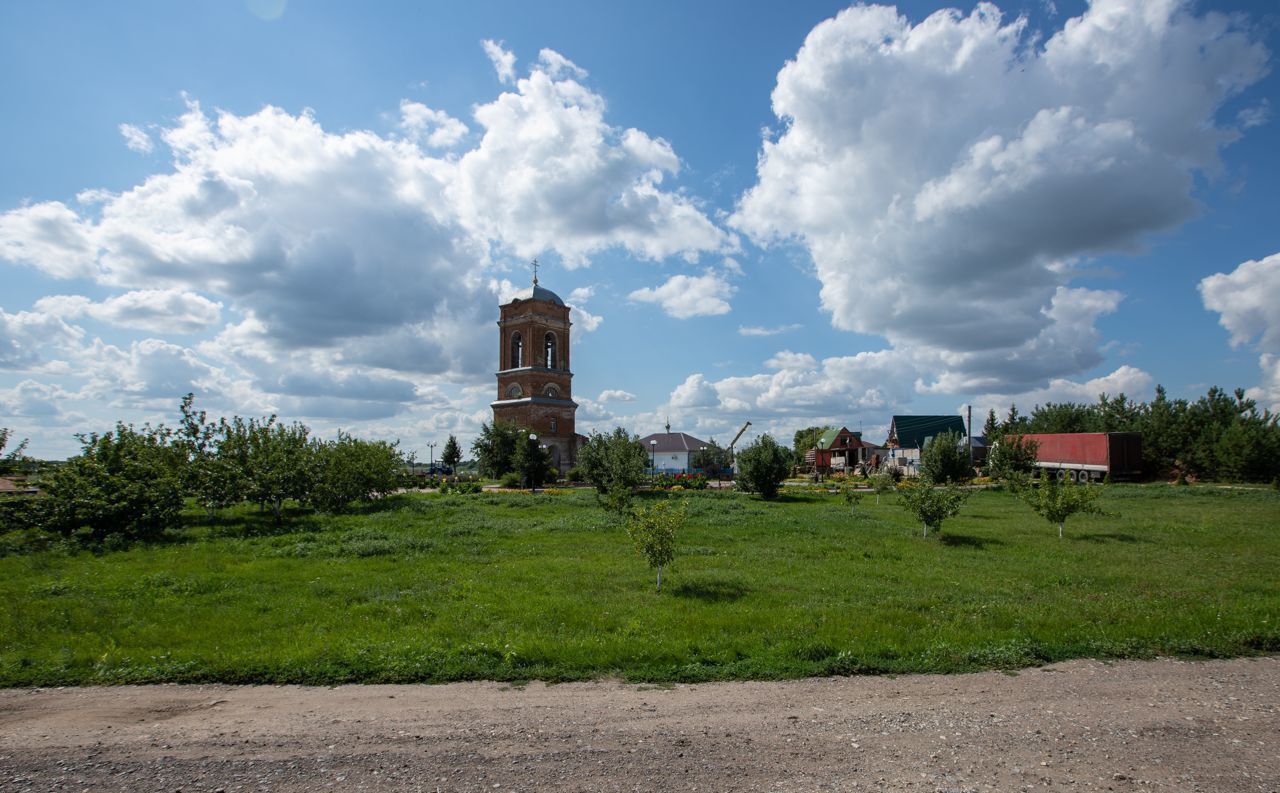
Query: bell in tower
[{"left": 492, "top": 261, "right": 578, "bottom": 473}]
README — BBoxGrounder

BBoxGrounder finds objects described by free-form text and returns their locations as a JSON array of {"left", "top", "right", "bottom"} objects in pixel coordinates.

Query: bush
[
  {"left": 440, "top": 479, "right": 482, "bottom": 495},
  {"left": 735, "top": 434, "right": 791, "bottom": 499},
  {"left": 499, "top": 472, "right": 523, "bottom": 489}
]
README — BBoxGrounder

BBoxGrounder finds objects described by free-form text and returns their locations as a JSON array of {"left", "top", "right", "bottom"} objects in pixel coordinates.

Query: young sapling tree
[
  {"left": 898, "top": 477, "right": 969, "bottom": 537},
  {"left": 626, "top": 499, "right": 685, "bottom": 592},
  {"left": 1022, "top": 472, "right": 1106, "bottom": 538}
]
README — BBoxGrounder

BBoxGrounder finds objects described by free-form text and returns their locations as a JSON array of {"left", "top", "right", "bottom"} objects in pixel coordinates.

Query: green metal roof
[{"left": 888, "top": 415, "right": 966, "bottom": 449}]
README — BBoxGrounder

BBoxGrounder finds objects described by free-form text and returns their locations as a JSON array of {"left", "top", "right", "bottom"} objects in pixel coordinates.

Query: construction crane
[{"left": 727, "top": 421, "right": 752, "bottom": 470}]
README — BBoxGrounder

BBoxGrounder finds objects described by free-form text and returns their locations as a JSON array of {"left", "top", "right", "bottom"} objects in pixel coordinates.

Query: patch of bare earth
[{"left": 1, "top": 657, "right": 1276, "bottom": 792}]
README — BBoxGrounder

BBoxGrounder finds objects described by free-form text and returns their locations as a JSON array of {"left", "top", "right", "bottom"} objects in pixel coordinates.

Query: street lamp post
[
  {"left": 427, "top": 441, "right": 437, "bottom": 473},
  {"left": 528, "top": 433, "right": 537, "bottom": 490},
  {"left": 650, "top": 439, "right": 657, "bottom": 474}
]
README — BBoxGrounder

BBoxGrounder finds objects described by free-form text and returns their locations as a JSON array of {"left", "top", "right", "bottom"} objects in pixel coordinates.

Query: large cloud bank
[
  {"left": 0, "top": 45, "right": 731, "bottom": 436},
  {"left": 733, "top": 0, "right": 1268, "bottom": 394}
]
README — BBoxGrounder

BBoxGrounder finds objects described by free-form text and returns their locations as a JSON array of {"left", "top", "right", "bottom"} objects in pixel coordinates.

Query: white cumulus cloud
[
  {"left": 482, "top": 39, "right": 517, "bottom": 84},
  {"left": 119, "top": 123, "right": 154, "bottom": 153},
  {"left": 732, "top": 0, "right": 1269, "bottom": 393},
  {"left": 628, "top": 270, "right": 734, "bottom": 318},
  {"left": 35, "top": 289, "right": 222, "bottom": 334},
  {"left": 398, "top": 101, "right": 468, "bottom": 148},
  {"left": 1200, "top": 252, "right": 1280, "bottom": 411}
]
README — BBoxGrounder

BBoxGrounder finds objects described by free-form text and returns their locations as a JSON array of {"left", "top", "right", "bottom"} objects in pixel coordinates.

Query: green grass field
[{"left": 1, "top": 484, "right": 1277, "bottom": 686}]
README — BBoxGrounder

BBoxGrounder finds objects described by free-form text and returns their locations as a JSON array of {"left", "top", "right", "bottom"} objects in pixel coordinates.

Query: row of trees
[
  {"left": 2, "top": 396, "right": 405, "bottom": 544},
  {"left": 982, "top": 385, "right": 1280, "bottom": 482}
]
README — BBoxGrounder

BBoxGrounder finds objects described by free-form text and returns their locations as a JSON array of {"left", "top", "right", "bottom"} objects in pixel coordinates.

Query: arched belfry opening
[
  {"left": 491, "top": 260, "right": 578, "bottom": 474},
  {"left": 544, "top": 332, "right": 557, "bottom": 369},
  {"left": 510, "top": 332, "right": 523, "bottom": 369}
]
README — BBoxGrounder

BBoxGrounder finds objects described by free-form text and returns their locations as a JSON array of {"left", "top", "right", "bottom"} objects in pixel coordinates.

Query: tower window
[
  {"left": 511, "top": 332, "right": 523, "bottom": 368},
  {"left": 550, "top": 418, "right": 558, "bottom": 433},
  {"left": 544, "top": 332, "right": 557, "bottom": 368}
]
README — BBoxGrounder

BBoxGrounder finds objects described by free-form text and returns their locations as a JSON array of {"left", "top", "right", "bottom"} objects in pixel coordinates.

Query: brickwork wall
[{"left": 493, "top": 292, "right": 577, "bottom": 472}]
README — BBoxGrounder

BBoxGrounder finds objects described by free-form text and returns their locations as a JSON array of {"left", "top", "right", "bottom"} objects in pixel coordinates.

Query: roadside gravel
[{"left": 1, "top": 656, "right": 1276, "bottom": 792}]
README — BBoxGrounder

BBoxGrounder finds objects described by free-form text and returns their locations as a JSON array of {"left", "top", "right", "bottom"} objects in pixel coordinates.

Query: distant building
[
  {"left": 803, "top": 427, "right": 883, "bottom": 473},
  {"left": 637, "top": 427, "right": 712, "bottom": 473},
  {"left": 884, "top": 415, "right": 967, "bottom": 470}
]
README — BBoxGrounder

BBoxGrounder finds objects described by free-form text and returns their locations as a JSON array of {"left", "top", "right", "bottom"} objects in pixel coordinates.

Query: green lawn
[{"left": 1, "top": 484, "right": 1277, "bottom": 686}]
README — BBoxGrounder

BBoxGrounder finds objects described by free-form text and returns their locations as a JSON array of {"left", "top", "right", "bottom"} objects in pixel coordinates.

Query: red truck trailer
[{"left": 1020, "top": 432, "right": 1142, "bottom": 483}]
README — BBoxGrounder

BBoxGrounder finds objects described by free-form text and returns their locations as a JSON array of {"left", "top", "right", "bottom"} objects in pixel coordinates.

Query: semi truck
[{"left": 1020, "top": 432, "right": 1142, "bottom": 483}]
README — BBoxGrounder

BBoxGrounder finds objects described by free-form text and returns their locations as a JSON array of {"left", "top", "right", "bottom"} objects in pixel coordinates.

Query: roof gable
[
  {"left": 888, "top": 415, "right": 966, "bottom": 448},
  {"left": 637, "top": 431, "right": 712, "bottom": 453}
]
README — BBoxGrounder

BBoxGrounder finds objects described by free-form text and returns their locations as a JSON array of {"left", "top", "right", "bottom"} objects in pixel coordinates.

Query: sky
[{"left": 2, "top": 0, "right": 1279, "bottom": 461}]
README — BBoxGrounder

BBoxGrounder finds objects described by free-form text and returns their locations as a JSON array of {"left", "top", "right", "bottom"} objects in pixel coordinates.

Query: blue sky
[{"left": 2, "top": 0, "right": 1279, "bottom": 460}]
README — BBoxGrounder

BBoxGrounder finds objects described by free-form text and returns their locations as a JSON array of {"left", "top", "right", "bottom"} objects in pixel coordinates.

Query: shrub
[
  {"left": 735, "top": 434, "right": 791, "bottom": 500},
  {"left": 499, "top": 472, "right": 523, "bottom": 489}
]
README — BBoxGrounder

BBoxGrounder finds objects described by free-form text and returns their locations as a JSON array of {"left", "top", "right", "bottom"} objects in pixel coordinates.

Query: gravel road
[{"left": 1, "top": 656, "right": 1276, "bottom": 792}]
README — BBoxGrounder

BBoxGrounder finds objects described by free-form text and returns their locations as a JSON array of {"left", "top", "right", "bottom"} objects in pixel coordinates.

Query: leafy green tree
[
  {"left": 512, "top": 431, "right": 554, "bottom": 489},
  {"left": 40, "top": 423, "right": 183, "bottom": 543},
  {"left": 176, "top": 394, "right": 244, "bottom": 519},
  {"left": 793, "top": 426, "right": 832, "bottom": 459},
  {"left": 1027, "top": 402, "right": 1098, "bottom": 434},
  {"left": 736, "top": 434, "right": 791, "bottom": 499},
  {"left": 626, "top": 498, "right": 685, "bottom": 592},
  {"left": 307, "top": 432, "right": 403, "bottom": 513},
  {"left": 240, "top": 417, "right": 311, "bottom": 521},
  {"left": 898, "top": 477, "right": 969, "bottom": 537},
  {"left": 471, "top": 420, "right": 523, "bottom": 478},
  {"left": 918, "top": 430, "right": 971, "bottom": 483},
  {"left": 0, "top": 428, "right": 31, "bottom": 476},
  {"left": 576, "top": 428, "right": 648, "bottom": 511},
  {"left": 441, "top": 434, "right": 462, "bottom": 470},
  {"left": 987, "top": 434, "right": 1039, "bottom": 486},
  {"left": 1136, "top": 385, "right": 1190, "bottom": 479},
  {"left": 1022, "top": 473, "right": 1106, "bottom": 538}
]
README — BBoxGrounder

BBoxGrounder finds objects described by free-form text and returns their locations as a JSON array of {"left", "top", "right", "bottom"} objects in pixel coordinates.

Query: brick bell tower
[{"left": 492, "top": 261, "right": 578, "bottom": 473}]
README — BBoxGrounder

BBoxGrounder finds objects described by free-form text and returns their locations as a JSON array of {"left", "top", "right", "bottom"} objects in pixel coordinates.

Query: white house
[{"left": 637, "top": 430, "right": 712, "bottom": 473}]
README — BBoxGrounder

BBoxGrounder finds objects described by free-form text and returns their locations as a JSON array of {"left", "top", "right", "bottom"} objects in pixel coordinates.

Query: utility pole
[{"left": 966, "top": 405, "right": 973, "bottom": 468}]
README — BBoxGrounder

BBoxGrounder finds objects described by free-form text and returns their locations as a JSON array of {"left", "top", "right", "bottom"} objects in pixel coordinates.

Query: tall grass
[{"left": 1, "top": 484, "right": 1276, "bottom": 685}]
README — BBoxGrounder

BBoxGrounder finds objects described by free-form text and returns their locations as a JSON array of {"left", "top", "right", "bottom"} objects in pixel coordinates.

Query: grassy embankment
[{"left": 1, "top": 484, "right": 1277, "bottom": 686}]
